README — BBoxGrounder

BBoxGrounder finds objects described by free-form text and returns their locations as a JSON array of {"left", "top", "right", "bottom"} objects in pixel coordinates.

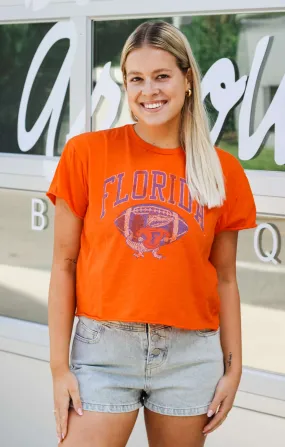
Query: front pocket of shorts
[
  {"left": 195, "top": 328, "right": 220, "bottom": 337},
  {"left": 74, "top": 319, "right": 102, "bottom": 344}
]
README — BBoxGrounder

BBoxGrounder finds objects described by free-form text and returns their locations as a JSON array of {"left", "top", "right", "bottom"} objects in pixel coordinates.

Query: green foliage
[
  {"left": 93, "top": 18, "right": 173, "bottom": 66},
  {"left": 181, "top": 15, "right": 240, "bottom": 76},
  {"left": 181, "top": 15, "right": 241, "bottom": 135}
]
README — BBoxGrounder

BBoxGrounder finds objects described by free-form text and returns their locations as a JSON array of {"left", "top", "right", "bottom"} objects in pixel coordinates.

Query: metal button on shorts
[
  {"left": 151, "top": 348, "right": 161, "bottom": 355},
  {"left": 151, "top": 334, "right": 160, "bottom": 342}
]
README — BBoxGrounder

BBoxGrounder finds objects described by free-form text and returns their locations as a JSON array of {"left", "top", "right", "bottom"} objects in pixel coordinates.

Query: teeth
[{"left": 143, "top": 102, "right": 165, "bottom": 109}]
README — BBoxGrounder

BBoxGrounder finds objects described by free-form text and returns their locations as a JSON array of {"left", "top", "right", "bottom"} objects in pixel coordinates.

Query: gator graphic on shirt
[{"left": 114, "top": 204, "right": 188, "bottom": 259}]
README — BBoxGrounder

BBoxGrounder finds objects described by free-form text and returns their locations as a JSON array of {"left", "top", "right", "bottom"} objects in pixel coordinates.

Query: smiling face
[{"left": 124, "top": 46, "right": 190, "bottom": 128}]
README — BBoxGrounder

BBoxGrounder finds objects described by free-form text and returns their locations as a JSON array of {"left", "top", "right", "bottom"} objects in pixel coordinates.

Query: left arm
[
  {"left": 210, "top": 230, "right": 242, "bottom": 379},
  {"left": 202, "top": 230, "right": 242, "bottom": 436}
]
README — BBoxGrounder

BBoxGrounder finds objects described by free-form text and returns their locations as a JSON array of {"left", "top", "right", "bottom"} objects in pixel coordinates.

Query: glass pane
[
  {"left": 0, "top": 23, "right": 70, "bottom": 157},
  {"left": 180, "top": 13, "right": 285, "bottom": 172},
  {"left": 92, "top": 13, "right": 285, "bottom": 171}
]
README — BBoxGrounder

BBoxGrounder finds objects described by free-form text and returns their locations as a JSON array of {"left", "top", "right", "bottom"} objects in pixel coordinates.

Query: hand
[
  {"left": 202, "top": 372, "right": 241, "bottom": 436},
  {"left": 52, "top": 368, "right": 83, "bottom": 443}
]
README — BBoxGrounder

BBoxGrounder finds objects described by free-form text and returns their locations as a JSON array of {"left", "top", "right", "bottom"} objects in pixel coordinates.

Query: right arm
[{"left": 48, "top": 197, "right": 84, "bottom": 443}]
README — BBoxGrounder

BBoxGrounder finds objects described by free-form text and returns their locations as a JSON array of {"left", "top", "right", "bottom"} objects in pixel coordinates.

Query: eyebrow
[{"left": 126, "top": 68, "right": 172, "bottom": 77}]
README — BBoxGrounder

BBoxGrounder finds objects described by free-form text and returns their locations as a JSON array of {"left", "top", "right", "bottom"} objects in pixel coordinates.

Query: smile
[{"left": 140, "top": 101, "right": 168, "bottom": 112}]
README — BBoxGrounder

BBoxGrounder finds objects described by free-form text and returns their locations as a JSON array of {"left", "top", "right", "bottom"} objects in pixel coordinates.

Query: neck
[{"left": 134, "top": 118, "right": 181, "bottom": 149}]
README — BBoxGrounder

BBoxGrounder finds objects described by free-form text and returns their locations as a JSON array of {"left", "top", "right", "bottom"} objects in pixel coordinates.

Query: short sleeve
[
  {"left": 215, "top": 157, "right": 257, "bottom": 233},
  {"left": 46, "top": 138, "right": 88, "bottom": 219}
]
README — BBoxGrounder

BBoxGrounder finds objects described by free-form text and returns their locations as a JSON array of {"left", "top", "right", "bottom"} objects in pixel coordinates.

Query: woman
[{"left": 46, "top": 21, "right": 257, "bottom": 446}]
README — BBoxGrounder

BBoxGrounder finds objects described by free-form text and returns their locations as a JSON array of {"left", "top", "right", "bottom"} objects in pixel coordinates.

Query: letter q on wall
[{"left": 254, "top": 223, "right": 282, "bottom": 265}]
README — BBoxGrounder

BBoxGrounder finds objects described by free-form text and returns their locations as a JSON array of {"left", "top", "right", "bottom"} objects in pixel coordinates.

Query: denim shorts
[{"left": 69, "top": 316, "right": 224, "bottom": 417}]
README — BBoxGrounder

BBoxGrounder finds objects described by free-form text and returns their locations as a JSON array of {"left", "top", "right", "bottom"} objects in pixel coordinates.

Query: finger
[
  {"left": 207, "top": 395, "right": 224, "bottom": 417},
  {"left": 206, "top": 411, "right": 223, "bottom": 429},
  {"left": 59, "top": 403, "right": 70, "bottom": 442},
  {"left": 54, "top": 409, "right": 62, "bottom": 443},
  {"left": 203, "top": 414, "right": 227, "bottom": 435},
  {"left": 203, "top": 409, "right": 229, "bottom": 434},
  {"left": 70, "top": 388, "right": 83, "bottom": 416}
]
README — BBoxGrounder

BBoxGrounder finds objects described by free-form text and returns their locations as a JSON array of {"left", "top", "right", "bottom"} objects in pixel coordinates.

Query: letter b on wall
[{"left": 32, "top": 198, "right": 48, "bottom": 231}]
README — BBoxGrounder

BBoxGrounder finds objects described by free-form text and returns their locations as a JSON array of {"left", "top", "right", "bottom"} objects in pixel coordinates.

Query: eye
[{"left": 129, "top": 74, "right": 169, "bottom": 82}]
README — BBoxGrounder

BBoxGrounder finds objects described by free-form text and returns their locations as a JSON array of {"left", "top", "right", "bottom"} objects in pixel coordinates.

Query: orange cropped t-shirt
[{"left": 46, "top": 124, "right": 257, "bottom": 330}]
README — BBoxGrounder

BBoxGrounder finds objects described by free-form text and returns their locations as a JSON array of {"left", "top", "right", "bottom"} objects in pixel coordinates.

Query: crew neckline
[{"left": 128, "top": 123, "right": 183, "bottom": 155}]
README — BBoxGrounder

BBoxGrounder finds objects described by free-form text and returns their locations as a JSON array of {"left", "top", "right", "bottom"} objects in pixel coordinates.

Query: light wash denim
[{"left": 69, "top": 316, "right": 224, "bottom": 416}]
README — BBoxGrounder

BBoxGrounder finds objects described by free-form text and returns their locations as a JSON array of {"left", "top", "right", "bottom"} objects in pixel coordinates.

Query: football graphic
[{"left": 114, "top": 204, "right": 188, "bottom": 259}]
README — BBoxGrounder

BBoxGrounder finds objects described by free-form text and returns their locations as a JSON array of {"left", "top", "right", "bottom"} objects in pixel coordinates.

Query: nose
[{"left": 141, "top": 78, "right": 160, "bottom": 96}]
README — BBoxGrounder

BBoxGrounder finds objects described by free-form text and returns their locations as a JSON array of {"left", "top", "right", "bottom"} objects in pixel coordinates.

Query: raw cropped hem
[
  {"left": 75, "top": 312, "right": 219, "bottom": 331},
  {"left": 70, "top": 400, "right": 143, "bottom": 413},
  {"left": 144, "top": 400, "right": 211, "bottom": 416}
]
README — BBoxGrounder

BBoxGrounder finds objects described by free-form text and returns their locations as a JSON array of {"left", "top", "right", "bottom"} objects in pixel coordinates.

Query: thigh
[
  {"left": 62, "top": 407, "right": 139, "bottom": 447},
  {"left": 144, "top": 407, "right": 208, "bottom": 447}
]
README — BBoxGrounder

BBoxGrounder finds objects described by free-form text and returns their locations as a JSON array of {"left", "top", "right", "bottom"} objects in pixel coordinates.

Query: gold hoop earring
[{"left": 186, "top": 88, "right": 192, "bottom": 97}]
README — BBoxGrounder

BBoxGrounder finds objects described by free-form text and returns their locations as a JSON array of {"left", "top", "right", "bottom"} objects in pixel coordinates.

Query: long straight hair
[{"left": 120, "top": 21, "right": 226, "bottom": 209}]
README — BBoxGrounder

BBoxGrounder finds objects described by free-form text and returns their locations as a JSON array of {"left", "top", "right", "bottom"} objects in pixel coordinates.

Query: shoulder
[
  {"left": 66, "top": 125, "right": 129, "bottom": 158},
  {"left": 69, "top": 125, "right": 128, "bottom": 146}
]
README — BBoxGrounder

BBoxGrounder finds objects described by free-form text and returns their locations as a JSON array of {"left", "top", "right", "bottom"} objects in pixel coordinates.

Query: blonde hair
[{"left": 120, "top": 20, "right": 225, "bottom": 208}]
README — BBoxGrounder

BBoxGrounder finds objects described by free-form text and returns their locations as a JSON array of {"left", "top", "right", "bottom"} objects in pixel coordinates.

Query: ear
[
  {"left": 186, "top": 67, "right": 192, "bottom": 81},
  {"left": 186, "top": 67, "right": 192, "bottom": 88}
]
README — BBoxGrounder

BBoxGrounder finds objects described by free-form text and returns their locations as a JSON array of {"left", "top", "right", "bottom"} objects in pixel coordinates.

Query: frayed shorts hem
[
  {"left": 70, "top": 400, "right": 210, "bottom": 416},
  {"left": 70, "top": 401, "right": 143, "bottom": 413},
  {"left": 144, "top": 400, "right": 211, "bottom": 416}
]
